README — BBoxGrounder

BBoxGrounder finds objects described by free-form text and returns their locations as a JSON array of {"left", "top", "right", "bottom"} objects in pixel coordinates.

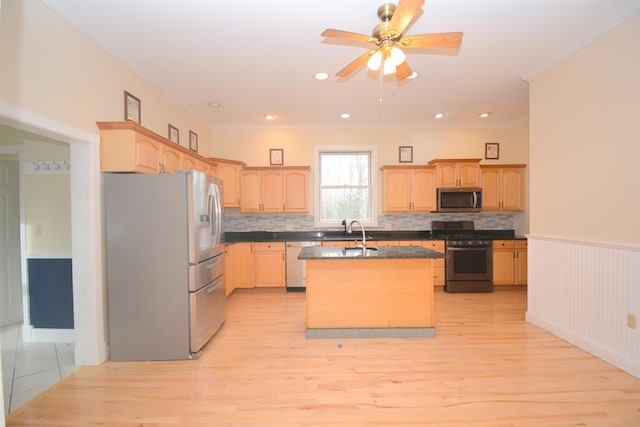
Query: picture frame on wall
[
  {"left": 189, "top": 130, "right": 198, "bottom": 152},
  {"left": 270, "top": 149, "right": 284, "bottom": 166},
  {"left": 168, "top": 124, "right": 179, "bottom": 144},
  {"left": 485, "top": 142, "right": 499, "bottom": 159},
  {"left": 399, "top": 146, "right": 413, "bottom": 163},
  {"left": 124, "top": 91, "right": 141, "bottom": 124}
]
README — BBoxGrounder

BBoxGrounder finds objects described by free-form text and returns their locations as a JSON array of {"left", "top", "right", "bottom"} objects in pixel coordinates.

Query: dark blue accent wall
[{"left": 27, "top": 258, "right": 74, "bottom": 329}]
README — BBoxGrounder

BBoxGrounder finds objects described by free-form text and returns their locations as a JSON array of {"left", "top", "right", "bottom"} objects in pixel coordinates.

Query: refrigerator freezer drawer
[
  {"left": 189, "top": 254, "right": 224, "bottom": 292},
  {"left": 189, "top": 276, "right": 226, "bottom": 353}
]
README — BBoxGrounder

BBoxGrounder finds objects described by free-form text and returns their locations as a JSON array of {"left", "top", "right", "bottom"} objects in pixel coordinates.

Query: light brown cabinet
[
  {"left": 252, "top": 242, "right": 286, "bottom": 287},
  {"left": 230, "top": 242, "right": 253, "bottom": 289},
  {"left": 492, "top": 240, "right": 527, "bottom": 285},
  {"left": 97, "top": 121, "right": 217, "bottom": 174},
  {"left": 428, "top": 159, "right": 481, "bottom": 188},
  {"left": 240, "top": 167, "right": 309, "bottom": 213},
  {"left": 381, "top": 166, "right": 436, "bottom": 212},
  {"left": 211, "top": 158, "right": 245, "bottom": 208},
  {"left": 422, "top": 240, "right": 445, "bottom": 286},
  {"left": 480, "top": 165, "right": 526, "bottom": 211}
]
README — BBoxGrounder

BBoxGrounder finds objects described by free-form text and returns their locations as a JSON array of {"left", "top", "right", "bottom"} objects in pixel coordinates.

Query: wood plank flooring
[{"left": 6, "top": 287, "right": 640, "bottom": 426}]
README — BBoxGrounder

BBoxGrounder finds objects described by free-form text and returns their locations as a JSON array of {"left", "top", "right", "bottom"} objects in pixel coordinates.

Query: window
[{"left": 314, "top": 145, "right": 378, "bottom": 227}]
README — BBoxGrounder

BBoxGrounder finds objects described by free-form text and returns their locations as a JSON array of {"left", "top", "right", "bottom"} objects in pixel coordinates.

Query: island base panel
[{"left": 305, "top": 258, "right": 434, "bottom": 329}]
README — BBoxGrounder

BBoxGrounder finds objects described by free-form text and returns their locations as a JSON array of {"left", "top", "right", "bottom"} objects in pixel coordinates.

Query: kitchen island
[{"left": 298, "top": 245, "right": 445, "bottom": 338}]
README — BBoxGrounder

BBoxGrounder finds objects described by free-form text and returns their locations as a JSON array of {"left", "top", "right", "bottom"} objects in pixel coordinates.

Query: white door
[{"left": 0, "top": 159, "right": 22, "bottom": 327}]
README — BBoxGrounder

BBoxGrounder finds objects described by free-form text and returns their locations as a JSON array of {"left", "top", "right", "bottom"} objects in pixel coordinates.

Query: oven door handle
[{"left": 447, "top": 245, "right": 489, "bottom": 251}]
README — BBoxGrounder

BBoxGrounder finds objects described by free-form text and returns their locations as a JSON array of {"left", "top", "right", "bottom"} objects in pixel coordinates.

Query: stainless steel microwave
[{"left": 437, "top": 188, "right": 482, "bottom": 212}]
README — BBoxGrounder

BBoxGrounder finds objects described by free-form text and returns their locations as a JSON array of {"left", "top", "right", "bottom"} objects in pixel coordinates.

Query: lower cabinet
[
  {"left": 252, "top": 242, "right": 286, "bottom": 287},
  {"left": 492, "top": 240, "right": 528, "bottom": 285},
  {"left": 230, "top": 243, "right": 253, "bottom": 289},
  {"left": 422, "top": 240, "right": 445, "bottom": 287}
]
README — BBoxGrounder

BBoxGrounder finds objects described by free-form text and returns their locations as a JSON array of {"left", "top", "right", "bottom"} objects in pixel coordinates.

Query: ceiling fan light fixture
[
  {"left": 389, "top": 46, "right": 405, "bottom": 66},
  {"left": 367, "top": 50, "right": 383, "bottom": 71},
  {"left": 383, "top": 59, "right": 396, "bottom": 75}
]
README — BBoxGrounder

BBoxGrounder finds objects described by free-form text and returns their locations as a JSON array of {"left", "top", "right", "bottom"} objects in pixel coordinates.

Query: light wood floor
[{"left": 6, "top": 287, "right": 640, "bottom": 426}]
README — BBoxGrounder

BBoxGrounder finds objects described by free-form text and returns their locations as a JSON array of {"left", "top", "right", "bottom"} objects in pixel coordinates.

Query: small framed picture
[
  {"left": 124, "top": 91, "right": 141, "bottom": 124},
  {"left": 189, "top": 130, "right": 198, "bottom": 152},
  {"left": 168, "top": 124, "right": 179, "bottom": 144},
  {"left": 485, "top": 143, "right": 499, "bottom": 159},
  {"left": 399, "top": 146, "right": 413, "bottom": 163},
  {"left": 270, "top": 149, "right": 283, "bottom": 166}
]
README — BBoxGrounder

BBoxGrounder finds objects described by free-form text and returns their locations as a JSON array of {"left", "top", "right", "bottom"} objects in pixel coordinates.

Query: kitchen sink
[{"left": 343, "top": 246, "right": 379, "bottom": 257}]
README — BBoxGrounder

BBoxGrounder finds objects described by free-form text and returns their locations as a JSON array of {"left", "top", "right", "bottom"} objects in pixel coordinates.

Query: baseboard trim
[
  {"left": 526, "top": 312, "right": 640, "bottom": 379},
  {"left": 22, "top": 324, "right": 75, "bottom": 343}
]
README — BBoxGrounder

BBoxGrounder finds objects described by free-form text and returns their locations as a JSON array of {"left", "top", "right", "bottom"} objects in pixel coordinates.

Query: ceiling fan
[{"left": 321, "top": 0, "right": 463, "bottom": 81}]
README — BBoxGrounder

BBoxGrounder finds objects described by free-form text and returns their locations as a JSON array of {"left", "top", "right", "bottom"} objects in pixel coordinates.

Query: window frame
[{"left": 313, "top": 145, "right": 378, "bottom": 228}]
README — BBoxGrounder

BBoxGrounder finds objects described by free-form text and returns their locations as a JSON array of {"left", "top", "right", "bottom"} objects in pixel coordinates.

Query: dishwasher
[{"left": 286, "top": 241, "right": 321, "bottom": 292}]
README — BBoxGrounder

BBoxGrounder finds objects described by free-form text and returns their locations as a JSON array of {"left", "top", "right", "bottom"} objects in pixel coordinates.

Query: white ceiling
[{"left": 44, "top": 0, "right": 640, "bottom": 130}]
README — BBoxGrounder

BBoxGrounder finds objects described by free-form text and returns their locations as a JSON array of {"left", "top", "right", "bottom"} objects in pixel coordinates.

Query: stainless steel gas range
[{"left": 431, "top": 221, "right": 493, "bottom": 293}]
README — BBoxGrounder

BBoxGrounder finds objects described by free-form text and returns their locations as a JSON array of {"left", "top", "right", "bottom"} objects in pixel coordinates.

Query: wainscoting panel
[{"left": 526, "top": 235, "right": 640, "bottom": 378}]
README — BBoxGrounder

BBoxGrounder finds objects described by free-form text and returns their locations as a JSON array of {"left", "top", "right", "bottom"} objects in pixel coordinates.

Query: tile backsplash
[{"left": 223, "top": 211, "right": 515, "bottom": 232}]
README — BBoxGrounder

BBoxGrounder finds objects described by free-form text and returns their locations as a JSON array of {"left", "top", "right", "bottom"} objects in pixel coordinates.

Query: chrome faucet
[{"left": 346, "top": 220, "right": 366, "bottom": 248}]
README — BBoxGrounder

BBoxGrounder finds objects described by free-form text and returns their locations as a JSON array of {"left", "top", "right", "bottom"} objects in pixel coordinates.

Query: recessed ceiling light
[
  {"left": 263, "top": 114, "right": 274, "bottom": 120},
  {"left": 314, "top": 72, "right": 329, "bottom": 80},
  {"left": 341, "top": 113, "right": 351, "bottom": 119},
  {"left": 406, "top": 72, "right": 418, "bottom": 80},
  {"left": 434, "top": 112, "right": 445, "bottom": 119},
  {"left": 480, "top": 112, "right": 491, "bottom": 118},
  {"left": 208, "top": 102, "right": 221, "bottom": 109}
]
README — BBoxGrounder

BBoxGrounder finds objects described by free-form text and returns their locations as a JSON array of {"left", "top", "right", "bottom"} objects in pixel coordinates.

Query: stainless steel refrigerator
[{"left": 105, "top": 170, "right": 225, "bottom": 361}]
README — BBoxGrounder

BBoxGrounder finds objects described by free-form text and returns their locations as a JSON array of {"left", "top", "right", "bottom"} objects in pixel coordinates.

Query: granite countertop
[
  {"left": 225, "top": 229, "right": 519, "bottom": 243},
  {"left": 298, "top": 245, "right": 446, "bottom": 260}
]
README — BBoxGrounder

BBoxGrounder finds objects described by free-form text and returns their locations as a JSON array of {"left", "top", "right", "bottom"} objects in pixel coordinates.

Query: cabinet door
[
  {"left": 411, "top": 168, "right": 436, "bottom": 211},
  {"left": 224, "top": 246, "right": 234, "bottom": 296},
  {"left": 133, "top": 133, "right": 162, "bottom": 173},
  {"left": 217, "top": 163, "right": 241, "bottom": 207},
  {"left": 501, "top": 168, "right": 525, "bottom": 211},
  {"left": 383, "top": 169, "right": 411, "bottom": 211},
  {"left": 492, "top": 240, "right": 515, "bottom": 285},
  {"left": 458, "top": 162, "right": 480, "bottom": 187},
  {"left": 422, "top": 240, "right": 445, "bottom": 286},
  {"left": 181, "top": 156, "right": 197, "bottom": 171},
  {"left": 234, "top": 243, "right": 253, "bottom": 288},
  {"left": 253, "top": 243, "right": 285, "bottom": 287},
  {"left": 240, "top": 170, "right": 262, "bottom": 213},
  {"left": 261, "top": 170, "right": 283, "bottom": 212},
  {"left": 161, "top": 146, "right": 181, "bottom": 173},
  {"left": 480, "top": 167, "right": 501, "bottom": 211},
  {"left": 283, "top": 170, "right": 308, "bottom": 212},
  {"left": 437, "top": 163, "right": 458, "bottom": 187},
  {"left": 514, "top": 241, "right": 528, "bottom": 285}
]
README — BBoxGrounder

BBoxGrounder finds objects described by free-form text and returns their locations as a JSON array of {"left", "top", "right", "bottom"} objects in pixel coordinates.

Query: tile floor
[{"left": 1, "top": 324, "right": 80, "bottom": 415}]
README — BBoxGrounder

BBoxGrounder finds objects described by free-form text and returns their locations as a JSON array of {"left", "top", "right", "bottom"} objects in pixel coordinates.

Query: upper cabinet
[
  {"left": 381, "top": 165, "right": 436, "bottom": 212},
  {"left": 428, "top": 159, "right": 481, "bottom": 188},
  {"left": 480, "top": 165, "right": 526, "bottom": 211},
  {"left": 210, "top": 158, "right": 246, "bottom": 208},
  {"left": 240, "top": 167, "right": 309, "bottom": 213},
  {"left": 97, "top": 122, "right": 217, "bottom": 174}
]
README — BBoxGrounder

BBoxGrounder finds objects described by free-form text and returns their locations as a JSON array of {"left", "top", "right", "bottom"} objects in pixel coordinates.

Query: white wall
[
  {"left": 527, "top": 14, "right": 640, "bottom": 378},
  {"left": 0, "top": 0, "right": 217, "bottom": 366}
]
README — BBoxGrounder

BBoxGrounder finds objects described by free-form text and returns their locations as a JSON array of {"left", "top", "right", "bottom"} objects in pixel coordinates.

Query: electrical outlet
[
  {"left": 627, "top": 314, "right": 637, "bottom": 330},
  {"left": 286, "top": 223, "right": 293, "bottom": 231},
  {"left": 384, "top": 223, "right": 392, "bottom": 230}
]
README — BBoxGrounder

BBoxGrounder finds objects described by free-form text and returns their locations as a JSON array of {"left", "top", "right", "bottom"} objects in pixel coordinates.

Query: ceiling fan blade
[
  {"left": 336, "top": 50, "right": 377, "bottom": 77},
  {"left": 399, "top": 32, "right": 464, "bottom": 49},
  {"left": 321, "top": 29, "right": 376, "bottom": 45},
  {"left": 395, "top": 61, "right": 413, "bottom": 81},
  {"left": 387, "top": 0, "right": 425, "bottom": 39}
]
